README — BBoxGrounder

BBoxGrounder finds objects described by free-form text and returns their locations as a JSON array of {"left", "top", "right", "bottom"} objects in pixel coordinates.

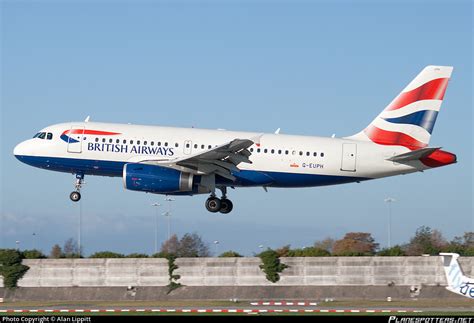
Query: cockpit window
[{"left": 33, "top": 132, "right": 52, "bottom": 140}]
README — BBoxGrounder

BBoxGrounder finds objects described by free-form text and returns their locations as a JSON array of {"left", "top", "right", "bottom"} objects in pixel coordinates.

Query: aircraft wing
[{"left": 135, "top": 137, "right": 260, "bottom": 181}]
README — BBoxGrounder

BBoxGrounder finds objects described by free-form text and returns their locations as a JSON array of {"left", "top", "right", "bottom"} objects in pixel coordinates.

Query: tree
[
  {"left": 126, "top": 253, "right": 149, "bottom": 258},
  {"left": 177, "top": 233, "right": 210, "bottom": 257},
  {"left": 89, "top": 251, "right": 124, "bottom": 258},
  {"left": 377, "top": 245, "right": 405, "bottom": 256},
  {"left": 405, "top": 226, "right": 447, "bottom": 256},
  {"left": 287, "top": 247, "right": 330, "bottom": 257},
  {"left": 22, "top": 249, "right": 46, "bottom": 259},
  {"left": 258, "top": 249, "right": 288, "bottom": 283},
  {"left": 63, "top": 238, "right": 81, "bottom": 258},
  {"left": 332, "top": 232, "right": 379, "bottom": 256},
  {"left": 219, "top": 251, "right": 243, "bottom": 257},
  {"left": 443, "top": 232, "right": 474, "bottom": 256},
  {"left": 314, "top": 237, "right": 335, "bottom": 254},
  {"left": 275, "top": 245, "right": 291, "bottom": 257},
  {"left": 49, "top": 244, "right": 63, "bottom": 258},
  {"left": 160, "top": 234, "right": 179, "bottom": 255},
  {"left": 0, "top": 249, "right": 29, "bottom": 288}
]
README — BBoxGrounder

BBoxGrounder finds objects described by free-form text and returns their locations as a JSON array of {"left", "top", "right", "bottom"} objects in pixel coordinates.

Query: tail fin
[
  {"left": 440, "top": 253, "right": 474, "bottom": 298},
  {"left": 348, "top": 66, "right": 453, "bottom": 150}
]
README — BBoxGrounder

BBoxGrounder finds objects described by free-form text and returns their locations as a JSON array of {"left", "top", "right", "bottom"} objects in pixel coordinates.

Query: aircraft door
[
  {"left": 67, "top": 126, "right": 85, "bottom": 153},
  {"left": 183, "top": 140, "right": 192, "bottom": 155},
  {"left": 341, "top": 143, "right": 357, "bottom": 172}
]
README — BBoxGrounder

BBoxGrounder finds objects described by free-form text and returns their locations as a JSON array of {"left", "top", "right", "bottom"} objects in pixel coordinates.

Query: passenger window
[
  {"left": 271, "top": 149, "right": 275, "bottom": 154},
  {"left": 186, "top": 143, "right": 190, "bottom": 148},
  {"left": 157, "top": 142, "right": 161, "bottom": 146},
  {"left": 47, "top": 133, "right": 53, "bottom": 140},
  {"left": 264, "top": 149, "right": 268, "bottom": 153},
  {"left": 130, "top": 140, "right": 134, "bottom": 144},
  {"left": 194, "top": 144, "right": 198, "bottom": 149},
  {"left": 306, "top": 152, "right": 310, "bottom": 156},
  {"left": 208, "top": 145, "right": 212, "bottom": 149},
  {"left": 278, "top": 150, "right": 282, "bottom": 154},
  {"left": 116, "top": 139, "right": 120, "bottom": 144},
  {"left": 257, "top": 148, "right": 261, "bottom": 153},
  {"left": 201, "top": 144, "right": 204, "bottom": 149},
  {"left": 285, "top": 150, "right": 289, "bottom": 155},
  {"left": 292, "top": 150, "right": 296, "bottom": 155},
  {"left": 321, "top": 152, "right": 325, "bottom": 157},
  {"left": 109, "top": 139, "right": 113, "bottom": 143},
  {"left": 165, "top": 142, "right": 168, "bottom": 147},
  {"left": 313, "top": 152, "right": 317, "bottom": 157},
  {"left": 123, "top": 140, "right": 127, "bottom": 144},
  {"left": 150, "top": 141, "right": 154, "bottom": 146},
  {"left": 95, "top": 138, "right": 99, "bottom": 142},
  {"left": 250, "top": 148, "right": 254, "bottom": 152},
  {"left": 102, "top": 138, "right": 106, "bottom": 143},
  {"left": 175, "top": 143, "right": 179, "bottom": 147},
  {"left": 137, "top": 140, "right": 141, "bottom": 145},
  {"left": 299, "top": 151, "right": 303, "bottom": 156},
  {"left": 144, "top": 141, "right": 147, "bottom": 145}
]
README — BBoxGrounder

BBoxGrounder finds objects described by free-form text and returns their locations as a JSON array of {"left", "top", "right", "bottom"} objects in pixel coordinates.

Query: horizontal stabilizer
[{"left": 387, "top": 147, "right": 441, "bottom": 163}]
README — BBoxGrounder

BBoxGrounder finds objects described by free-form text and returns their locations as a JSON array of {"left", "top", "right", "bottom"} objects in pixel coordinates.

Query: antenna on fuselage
[
  {"left": 274, "top": 128, "right": 281, "bottom": 134},
  {"left": 84, "top": 116, "right": 91, "bottom": 123}
]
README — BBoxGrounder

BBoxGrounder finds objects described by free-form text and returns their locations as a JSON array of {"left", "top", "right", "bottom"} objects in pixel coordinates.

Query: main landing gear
[
  {"left": 70, "top": 174, "right": 84, "bottom": 202},
  {"left": 205, "top": 187, "right": 233, "bottom": 214}
]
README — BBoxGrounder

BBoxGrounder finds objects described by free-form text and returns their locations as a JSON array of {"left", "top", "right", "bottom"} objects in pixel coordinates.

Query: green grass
[{"left": 1, "top": 298, "right": 473, "bottom": 316}]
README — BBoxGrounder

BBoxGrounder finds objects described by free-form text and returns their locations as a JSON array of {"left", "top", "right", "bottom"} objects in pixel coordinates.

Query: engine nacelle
[{"left": 123, "top": 163, "right": 194, "bottom": 194}]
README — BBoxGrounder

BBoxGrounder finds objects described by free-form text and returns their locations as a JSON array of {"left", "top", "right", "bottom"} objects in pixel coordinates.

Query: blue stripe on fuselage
[{"left": 14, "top": 155, "right": 371, "bottom": 189}]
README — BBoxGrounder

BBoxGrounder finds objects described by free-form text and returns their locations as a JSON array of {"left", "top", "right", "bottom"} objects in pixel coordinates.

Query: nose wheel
[
  {"left": 205, "top": 187, "right": 233, "bottom": 213},
  {"left": 70, "top": 174, "right": 84, "bottom": 202},
  {"left": 70, "top": 191, "right": 81, "bottom": 202}
]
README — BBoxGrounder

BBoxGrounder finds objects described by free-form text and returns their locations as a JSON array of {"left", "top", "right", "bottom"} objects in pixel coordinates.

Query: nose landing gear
[
  {"left": 205, "top": 187, "right": 233, "bottom": 214},
  {"left": 70, "top": 174, "right": 84, "bottom": 202}
]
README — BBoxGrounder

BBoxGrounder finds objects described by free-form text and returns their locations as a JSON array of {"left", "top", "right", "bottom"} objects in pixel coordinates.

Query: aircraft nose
[{"left": 13, "top": 141, "right": 27, "bottom": 159}]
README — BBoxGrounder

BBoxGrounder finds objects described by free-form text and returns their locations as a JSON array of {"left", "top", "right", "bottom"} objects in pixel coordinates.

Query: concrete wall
[{"left": 0, "top": 256, "right": 472, "bottom": 288}]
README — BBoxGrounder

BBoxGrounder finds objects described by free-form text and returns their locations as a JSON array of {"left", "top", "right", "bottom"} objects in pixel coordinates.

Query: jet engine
[{"left": 123, "top": 163, "right": 194, "bottom": 194}]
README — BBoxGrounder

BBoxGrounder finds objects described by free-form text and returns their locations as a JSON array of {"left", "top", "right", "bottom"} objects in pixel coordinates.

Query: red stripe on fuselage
[
  {"left": 62, "top": 129, "right": 121, "bottom": 136},
  {"left": 364, "top": 125, "right": 427, "bottom": 150},
  {"left": 386, "top": 78, "right": 449, "bottom": 111}
]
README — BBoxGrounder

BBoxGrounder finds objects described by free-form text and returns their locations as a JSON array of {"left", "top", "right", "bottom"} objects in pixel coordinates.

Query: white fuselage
[{"left": 14, "top": 121, "right": 428, "bottom": 192}]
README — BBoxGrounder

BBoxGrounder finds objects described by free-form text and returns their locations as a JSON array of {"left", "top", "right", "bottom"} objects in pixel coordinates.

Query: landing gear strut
[
  {"left": 205, "top": 187, "right": 233, "bottom": 214},
  {"left": 70, "top": 174, "right": 84, "bottom": 202}
]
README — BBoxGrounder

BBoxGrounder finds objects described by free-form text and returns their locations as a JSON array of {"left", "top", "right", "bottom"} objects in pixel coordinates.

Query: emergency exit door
[{"left": 341, "top": 143, "right": 357, "bottom": 172}]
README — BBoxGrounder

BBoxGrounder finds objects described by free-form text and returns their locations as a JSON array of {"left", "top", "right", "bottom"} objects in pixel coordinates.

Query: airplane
[
  {"left": 14, "top": 65, "right": 457, "bottom": 213},
  {"left": 440, "top": 253, "right": 474, "bottom": 299}
]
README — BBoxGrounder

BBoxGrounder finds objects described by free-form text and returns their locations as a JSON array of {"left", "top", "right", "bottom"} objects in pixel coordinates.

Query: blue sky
[{"left": 1, "top": 1, "right": 472, "bottom": 256}]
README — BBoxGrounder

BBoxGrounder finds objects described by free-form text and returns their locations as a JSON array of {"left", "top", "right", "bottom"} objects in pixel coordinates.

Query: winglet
[
  {"left": 251, "top": 133, "right": 264, "bottom": 147},
  {"left": 84, "top": 116, "right": 91, "bottom": 123}
]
